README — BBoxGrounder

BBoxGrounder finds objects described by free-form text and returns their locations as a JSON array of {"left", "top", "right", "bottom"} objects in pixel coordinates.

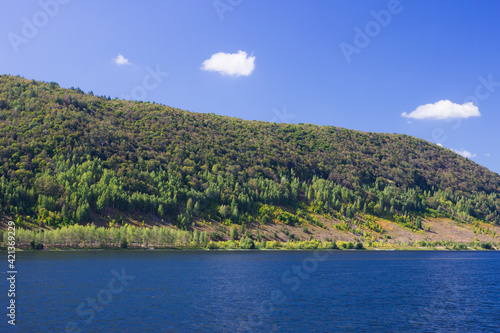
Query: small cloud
[
  {"left": 402, "top": 100, "right": 480, "bottom": 120},
  {"left": 406, "top": 120, "right": 412, "bottom": 124},
  {"left": 485, "top": 153, "right": 491, "bottom": 157},
  {"left": 451, "top": 148, "right": 476, "bottom": 159},
  {"left": 201, "top": 50, "right": 255, "bottom": 76},
  {"left": 436, "top": 143, "right": 443, "bottom": 147},
  {"left": 113, "top": 54, "right": 131, "bottom": 66}
]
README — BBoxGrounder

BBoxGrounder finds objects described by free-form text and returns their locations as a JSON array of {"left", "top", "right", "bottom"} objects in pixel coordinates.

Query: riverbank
[
  {"left": 3, "top": 244, "right": 498, "bottom": 251},
  {"left": 4, "top": 224, "right": 499, "bottom": 252}
]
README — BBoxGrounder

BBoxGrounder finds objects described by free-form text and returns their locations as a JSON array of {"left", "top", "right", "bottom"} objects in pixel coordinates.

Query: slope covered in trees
[{"left": 0, "top": 74, "right": 499, "bottom": 230}]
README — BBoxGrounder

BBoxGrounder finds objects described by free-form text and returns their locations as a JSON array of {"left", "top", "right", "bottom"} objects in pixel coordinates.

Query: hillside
[{"left": 0, "top": 74, "right": 499, "bottom": 247}]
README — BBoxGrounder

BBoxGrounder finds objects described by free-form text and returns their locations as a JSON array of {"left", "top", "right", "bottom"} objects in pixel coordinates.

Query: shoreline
[{"left": 3, "top": 247, "right": 498, "bottom": 252}]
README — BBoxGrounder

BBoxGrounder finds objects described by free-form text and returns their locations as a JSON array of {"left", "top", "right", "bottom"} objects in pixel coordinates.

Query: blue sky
[{"left": 1, "top": 0, "right": 500, "bottom": 173}]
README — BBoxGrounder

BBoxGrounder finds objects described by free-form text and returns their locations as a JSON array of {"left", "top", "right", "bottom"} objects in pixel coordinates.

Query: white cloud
[
  {"left": 436, "top": 143, "right": 443, "bottom": 147},
  {"left": 113, "top": 54, "right": 131, "bottom": 66},
  {"left": 485, "top": 153, "right": 491, "bottom": 157},
  {"left": 201, "top": 50, "right": 255, "bottom": 76},
  {"left": 401, "top": 100, "right": 480, "bottom": 120},
  {"left": 451, "top": 148, "right": 476, "bottom": 159}
]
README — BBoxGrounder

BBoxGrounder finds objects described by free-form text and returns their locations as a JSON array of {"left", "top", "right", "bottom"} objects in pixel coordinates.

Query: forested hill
[{"left": 1, "top": 74, "right": 499, "bottom": 228}]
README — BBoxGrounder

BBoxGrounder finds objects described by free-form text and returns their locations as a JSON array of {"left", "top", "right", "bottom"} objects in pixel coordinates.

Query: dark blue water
[{"left": 2, "top": 250, "right": 500, "bottom": 332}]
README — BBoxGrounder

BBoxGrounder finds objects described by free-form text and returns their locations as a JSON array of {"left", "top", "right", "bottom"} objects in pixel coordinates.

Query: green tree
[{"left": 230, "top": 225, "right": 239, "bottom": 240}]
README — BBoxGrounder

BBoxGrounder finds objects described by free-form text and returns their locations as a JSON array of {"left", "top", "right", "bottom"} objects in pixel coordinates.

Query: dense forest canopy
[{"left": 0, "top": 74, "right": 499, "bottom": 227}]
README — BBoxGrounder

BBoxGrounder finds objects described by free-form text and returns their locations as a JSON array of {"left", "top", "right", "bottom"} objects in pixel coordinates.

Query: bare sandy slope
[{"left": 191, "top": 215, "right": 500, "bottom": 245}]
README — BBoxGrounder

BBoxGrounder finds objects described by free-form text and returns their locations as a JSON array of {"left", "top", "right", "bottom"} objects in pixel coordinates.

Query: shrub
[
  {"left": 240, "top": 238, "right": 255, "bottom": 249},
  {"left": 230, "top": 225, "right": 239, "bottom": 240},
  {"left": 480, "top": 242, "right": 493, "bottom": 250},
  {"left": 206, "top": 241, "right": 218, "bottom": 249}
]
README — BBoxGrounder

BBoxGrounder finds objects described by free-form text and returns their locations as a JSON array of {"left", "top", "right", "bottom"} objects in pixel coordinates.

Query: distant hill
[{"left": 0, "top": 74, "right": 499, "bottom": 233}]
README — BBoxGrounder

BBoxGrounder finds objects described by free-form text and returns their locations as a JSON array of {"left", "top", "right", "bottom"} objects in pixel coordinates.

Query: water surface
[{"left": 3, "top": 250, "right": 500, "bottom": 332}]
